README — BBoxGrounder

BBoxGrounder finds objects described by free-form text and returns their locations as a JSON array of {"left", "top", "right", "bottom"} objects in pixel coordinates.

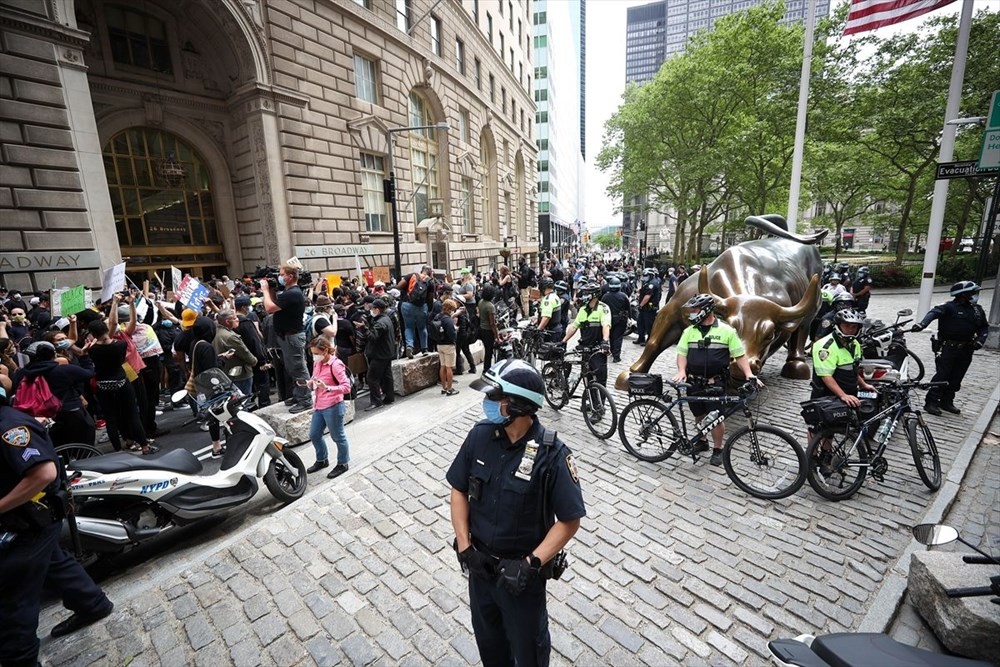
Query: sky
[{"left": 581, "top": 0, "right": 1000, "bottom": 230}]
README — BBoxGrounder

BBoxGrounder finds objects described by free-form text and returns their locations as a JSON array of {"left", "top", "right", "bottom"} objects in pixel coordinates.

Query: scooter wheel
[{"left": 264, "top": 448, "right": 308, "bottom": 503}]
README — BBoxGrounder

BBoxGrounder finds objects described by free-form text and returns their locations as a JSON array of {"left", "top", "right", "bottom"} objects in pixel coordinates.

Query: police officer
[
  {"left": 912, "top": 281, "right": 988, "bottom": 416},
  {"left": 0, "top": 387, "right": 114, "bottom": 667},
  {"left": 600, "top": 276, "right": 630, "bottom": 363},
  {"left": 810, "top": 308, "right": 872, "bottom": 404},
  {"left": 633, "top": 268, "right": 661, "bottom": 345},
  {"left": 535, "top": 278, "right": 564, "bottom": 342},
  {"left": 447, "top": 360, "right": 585, "bottom": 667},
  {"left": 561, "top": 283, "right": 611, "bottom": 387},
  {"left": 851, "top": 266, "right": 873, "bottom": 314},
  {"left": 672, "top": 294, "right": 759, "bottom": 466},
  {"left": 554, "top": 281, "right": 573, "bottom": 327}
]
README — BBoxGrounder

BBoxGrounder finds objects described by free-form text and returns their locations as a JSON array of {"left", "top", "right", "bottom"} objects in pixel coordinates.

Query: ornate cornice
[
  {"left": 0, "top": 9, "right": 90, "bottom": 49},
  {"left": 89, "top": 80, "right": 230, "bottom": 115}
]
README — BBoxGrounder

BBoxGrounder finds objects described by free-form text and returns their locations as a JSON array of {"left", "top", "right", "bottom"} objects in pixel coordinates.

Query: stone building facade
[{"left": 0, "top": 0, "right": 538, "bottom": 290}]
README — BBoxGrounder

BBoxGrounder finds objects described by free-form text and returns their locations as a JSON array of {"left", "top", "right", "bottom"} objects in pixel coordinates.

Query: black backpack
[
  {"left": 428, "top": 311, "right": 446, "bottom": 342},
  {"left": 408, "top": 275, "right": 430, "bottom": 304}
]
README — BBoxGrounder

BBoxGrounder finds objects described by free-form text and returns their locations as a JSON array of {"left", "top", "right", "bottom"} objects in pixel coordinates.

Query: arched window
[
  {"left": 103, "top": 128, "right": 225, "bottom": 279},
  {"left": 479, "top": 128, "right": 498, "bottom": 240},
  {"left": 514, "top": 152, "right": 525, "bottom": 239},
  {"left": 408, "top": 92, "right": 439, "bottom": 224}
]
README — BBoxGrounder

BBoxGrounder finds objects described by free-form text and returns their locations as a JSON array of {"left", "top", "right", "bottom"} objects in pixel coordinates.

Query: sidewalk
[{"left": 37, "top": 300, "right": 1000, "bottom": 666}]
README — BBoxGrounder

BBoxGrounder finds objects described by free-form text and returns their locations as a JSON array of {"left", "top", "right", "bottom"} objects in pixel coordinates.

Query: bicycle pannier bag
[
  {"left": 538, "top": 342, "right": 564, "bottom": 361},
  {"left": 627, "top": 373, "right": 663, "bottom": 397},
  {"left": 800, "top": 396, "right": 851, "bottom": 427}
]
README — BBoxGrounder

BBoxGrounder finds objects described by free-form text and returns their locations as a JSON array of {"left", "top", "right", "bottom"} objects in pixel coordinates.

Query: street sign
[
  {"left": 935, "top": 160, "right": 979, "bottom": 180},
  {"left": 976, "top": 90, "right": 1000, "bottom": 173}
]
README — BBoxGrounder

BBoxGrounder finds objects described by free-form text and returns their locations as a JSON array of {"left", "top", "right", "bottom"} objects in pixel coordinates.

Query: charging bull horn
[{"left": 616, "top": 214, "right": 825, "bottom": 390}]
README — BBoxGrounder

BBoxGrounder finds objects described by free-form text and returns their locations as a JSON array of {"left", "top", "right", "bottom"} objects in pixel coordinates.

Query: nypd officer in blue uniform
[
  {"left": 0, "top": 384, "right": 114, "bottom": 667},
  {"left": 912, "top": 280, "right": 988, "bottom": 416},
  {"left": 448, "top": 360, "right": 585, "bottom": 667}
]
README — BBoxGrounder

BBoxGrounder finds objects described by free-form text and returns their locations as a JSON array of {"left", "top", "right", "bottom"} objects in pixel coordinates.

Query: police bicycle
[
  {"left": 801, "top": 379, "right": 946, "bottom": 502},
  {"left": 539, "top": 343, "right": 618, "bottom": 440},
  {"left": 511, "top": 324, "right": 547, "bottom": 368},
  {"left": 617, "top": 376, "right": 806, "bottom": 500}
]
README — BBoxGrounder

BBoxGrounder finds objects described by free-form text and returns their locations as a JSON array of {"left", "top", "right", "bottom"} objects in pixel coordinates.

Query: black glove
[
  {"left": 910, "top": 324, "right": 924, "bottom": 332},
  {"left": 600, "top": 342, "right": 610, "bottom": 355},
  {"left": 497, "top": 558, "right": 536, "bottom": 595},
  {"left": 973, "top": 340, "right": 983, "bottom": 351},
  {"left": 456, "top": 544, "right": 495, "bottom": 578}
]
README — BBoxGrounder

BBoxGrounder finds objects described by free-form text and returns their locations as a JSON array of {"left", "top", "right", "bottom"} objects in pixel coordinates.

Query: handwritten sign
[
  {"left": 372, "top": 266, "right": 391, "bottom": 285},
  {"left": 100, "top": 262, "right": 127, "bottom": 303},
  {"left": 57, "top": 285, "right": 86, "bottom": 316},
  {"left": 171, "top": 266, "right": 182, "bottom": 290}
]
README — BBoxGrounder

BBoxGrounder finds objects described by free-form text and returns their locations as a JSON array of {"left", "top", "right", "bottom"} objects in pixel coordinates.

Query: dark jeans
[
  {"left": 926, "top": 347, "right": 974, "bottom": 407},
  {"left": 139, "top": 356, "right": 160, "bottom": 434},
  {"left": 96, "top": 381, "right": 147, "bottom": 450},
  {"left": 609, "top": 319, "right": 627, "bottom": 358},
  {"left": 455, "top": 334, "right": 476, "bottom": 373},
  {"left": 481, "top": 331, "right": 497, "bottom": 370},
  {"left": 253, "top": 366, "right": 272, "bottom": 407},
  {"left": 0, "top": 521, "right": 109, "bottom": 667},
  {"left": 589, "top": 350, "right": 608, "bottom": 387},
  {"left": 636, "top": 309, "right": 656, "bottom": 343},
  {"left": 51, "top": 407, "right": 96, "bottom": 448},
  {"left": 469, "top": 571, "right": 550, "bottom": 667},
  {"left": 366, "top": 357, "right": 395, "bottom": 406}
]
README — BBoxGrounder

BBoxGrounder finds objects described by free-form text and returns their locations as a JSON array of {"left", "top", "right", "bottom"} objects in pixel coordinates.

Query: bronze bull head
[{"left": 616, "top": 216, "right": 824, "bottom": 390}]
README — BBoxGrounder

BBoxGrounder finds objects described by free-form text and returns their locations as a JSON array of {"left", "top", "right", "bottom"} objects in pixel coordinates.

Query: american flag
[{"left": 843, "top": 0, "right": 959, "bottom": 35}]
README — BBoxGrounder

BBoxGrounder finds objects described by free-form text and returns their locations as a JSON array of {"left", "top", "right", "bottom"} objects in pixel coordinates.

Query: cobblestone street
[{"left": 38, "top": 288, "right": 1000, "bottom": 666}]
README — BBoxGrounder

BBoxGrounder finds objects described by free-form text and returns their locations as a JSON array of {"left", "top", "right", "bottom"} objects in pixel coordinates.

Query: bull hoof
[
  {"left": 781, "top": 360, "right": 811, "bottom": 380},
  {"left": 615, "top": 370, "right": 631, "bottom": 391}
]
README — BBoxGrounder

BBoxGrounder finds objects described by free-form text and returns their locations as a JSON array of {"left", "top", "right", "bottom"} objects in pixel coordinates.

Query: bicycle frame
[
  {"left": 648, "top": 384, "right": 751, "bottom": 457},
  {"left": 825, "top": 385, "right": 915, "bottom": 480}
]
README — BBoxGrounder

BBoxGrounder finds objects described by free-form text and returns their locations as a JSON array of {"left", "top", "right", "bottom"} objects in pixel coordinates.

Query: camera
[{"left": 252, "top": 265, "right": 313, "bottom": 291}]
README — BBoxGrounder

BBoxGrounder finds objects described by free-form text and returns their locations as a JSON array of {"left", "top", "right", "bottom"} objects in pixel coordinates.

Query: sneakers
[
  {"left": 613, "top": 356, "right": 622, "bottom": 363},
  {"left": 693, "top": 438, "right": 710, "bottom": 454},
  {"left": 289, "top": 402, "right": 311, "bottom": 414},
  {"left": 405, "top": 346, "right": 414, "bottom": 359},
  {"left": 199, "top": 421, "right": 211, "bottom": 432},
  {"left": 307, "top": 460, "right": 329, "bottom": 473},
  {"left": 941, "top": 403, "right": 961, "bottom": 415},
  {"left": 327, "top": 463, "right": 349, "bottom": 479},
  {"left": 816, "top": 450, "right": 834, "bottom": 476},
  {"left": 924, "top": 403, "right": 943, "bottom": 416},
  {"left": 211, "top": 447, "right": 227, "bottom": 459},
  {"left": 709, "top": 449, "right": 723, "bottom": 467},
  {"left": 283, "top": 397, "right": 298, "bottom": 407},
  {"left": 444, "top": 388, "right": 459, "bottom": 396},
  {"left": 364, "top": 403, "right": 383, "bottom": 412}
]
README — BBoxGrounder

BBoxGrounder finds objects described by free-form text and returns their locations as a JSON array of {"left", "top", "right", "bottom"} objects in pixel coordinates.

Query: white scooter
[{"left": 64, "top": 389, "right": 307, "bottom": 562}]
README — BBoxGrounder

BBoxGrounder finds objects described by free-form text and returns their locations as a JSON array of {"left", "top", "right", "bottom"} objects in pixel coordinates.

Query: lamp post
[{"left": 384, "top": 122, "right": 449, "bottom": 282}]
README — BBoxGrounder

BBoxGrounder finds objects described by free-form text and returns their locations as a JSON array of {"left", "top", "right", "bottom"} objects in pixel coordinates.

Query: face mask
[
  {"left": 56, "top": 339, "right": 72, "bottom": 350},
  {"left": 161, "top": 320, "right": 173, "bottom": 328},
  {"left": 11, "top": 315, "right": 25, "bottom": 323},
  {"left": 971, "top": 293, "right": 980, "bottom": 305},
  {"left": 313, "top": 354, "right": 326, "bottom": 364},
  {"left": 482, "top": 398, "right": 507, "bottom": 425}
]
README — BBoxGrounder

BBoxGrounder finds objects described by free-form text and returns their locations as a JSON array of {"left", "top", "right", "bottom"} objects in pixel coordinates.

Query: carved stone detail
[
  {"left": 143, "top": 94, "right": 163, "bottom": 126},
  {"left": 249, "top": 118, "right": 280, "bottom": 263},
  {"left": 347, "top": 115, "right": 389, "bottom": 155}
]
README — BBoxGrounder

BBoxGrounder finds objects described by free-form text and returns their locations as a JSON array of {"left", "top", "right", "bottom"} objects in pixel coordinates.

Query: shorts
[
  {"left": 437, "top": 344, "right": 457, "bottom": 366},
  {"left": 688, "top": 379, "right": 724, "bottom": 418}
]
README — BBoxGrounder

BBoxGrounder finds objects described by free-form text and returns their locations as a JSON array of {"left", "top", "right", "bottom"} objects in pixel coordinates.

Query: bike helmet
[
  {"left": 607, "top": 276, "right": 622, "bottom": 291},
  {"left": 554, "top": 280, "right": 569, "bottom": 293},
  {"left": 832, "top": 292, "right": 855, "bottom": 306},
  {"left": 950, "top": 280, "right": 980, "bottom": 297},
  {"left": 857, "top": 266, "right": 870, "bottom": 276},
  {"left": 682, "top": 293, "right": 714, "bottom": 325},
  {"left": 832, "top": 308, "right": 866, "bottom": 347},
  {"left": 470, "top": 359, "right": 545, "bottom": 417},
  {"left": 540, "top": 277, "right": 554, "bottom": 291},
  {"left": 24, "top": 340, "right": 56, "bottom": 360},
  {"left": 828, "top": 273, "right": 842, "bottom": 282},
  {"left": 579, "top": 283, "right": 602, "bottom": 300}
]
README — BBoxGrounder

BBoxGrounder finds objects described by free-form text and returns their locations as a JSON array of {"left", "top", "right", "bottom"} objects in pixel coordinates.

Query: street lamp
[{"left": 384, "top": 122, "right": 450, "bottom": 282}]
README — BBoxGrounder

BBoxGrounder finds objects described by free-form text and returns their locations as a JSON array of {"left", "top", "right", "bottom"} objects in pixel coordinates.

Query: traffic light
[{"left": 616, "top": 229, "right": 623, "bottom": 238}]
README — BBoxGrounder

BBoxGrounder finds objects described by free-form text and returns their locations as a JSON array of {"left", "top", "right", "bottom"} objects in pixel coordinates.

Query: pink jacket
[{"left": 312, "top": 355, "right": 351, "bottom": 410}]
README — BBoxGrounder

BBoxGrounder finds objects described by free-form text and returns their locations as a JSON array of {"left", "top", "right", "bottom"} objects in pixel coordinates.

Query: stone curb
[{"left": 858, "top": 379, "right": 1000, "bottom": 633}]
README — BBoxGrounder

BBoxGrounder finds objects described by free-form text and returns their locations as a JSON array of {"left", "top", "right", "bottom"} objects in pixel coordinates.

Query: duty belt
[
  {"left": 941, "top": 340, "right": 974, "bottom": 349},
  {"left": 471, "top": 537, "right": 559, "bottom": 580}
]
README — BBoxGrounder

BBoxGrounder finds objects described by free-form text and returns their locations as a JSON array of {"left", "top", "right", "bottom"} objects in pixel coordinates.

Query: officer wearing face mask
[
  {"left": 447, "top": 360, "right": 585, "bottom": 667},
  {"left": 912, "top": 280, "right": 988, "bottom": 416}
]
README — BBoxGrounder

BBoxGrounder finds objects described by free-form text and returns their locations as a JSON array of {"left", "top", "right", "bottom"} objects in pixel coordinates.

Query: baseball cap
[
  {"left": 372, "top": 298, "right": 388, "bottom": 310},
  {"left": 460, "top": 267, "right": 472, "bottom": 275},
  {"left": 181, "top": 308, "right": 198, "bottom": 329},
  {"left": 234, "top": 295, "right": 251, "bottom": 307}
]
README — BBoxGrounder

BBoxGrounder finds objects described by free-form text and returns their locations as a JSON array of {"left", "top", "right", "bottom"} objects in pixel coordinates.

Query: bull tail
[{"left": 745, "top": 214, "right": 828, "bottom": 245}]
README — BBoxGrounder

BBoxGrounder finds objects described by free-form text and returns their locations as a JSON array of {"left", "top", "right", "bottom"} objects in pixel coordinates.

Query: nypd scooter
[{"left": 63, "top": 387, "right": 307, "bottom": 562}]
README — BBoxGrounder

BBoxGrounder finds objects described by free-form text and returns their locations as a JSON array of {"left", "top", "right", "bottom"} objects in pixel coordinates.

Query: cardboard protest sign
[
  {"left": 372, "top": 266, "right": 391, "bottom": 285},
  {"left": 100, "top": 262, "right": 127, "bottom": 303},
  {"left": 59, "top": 286, "right": 86, "bottom": 316}
]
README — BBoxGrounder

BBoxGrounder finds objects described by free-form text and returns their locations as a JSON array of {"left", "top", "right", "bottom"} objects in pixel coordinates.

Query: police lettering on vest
[{"left": 676, "top": 320, "right": 744, "bottom": 379}]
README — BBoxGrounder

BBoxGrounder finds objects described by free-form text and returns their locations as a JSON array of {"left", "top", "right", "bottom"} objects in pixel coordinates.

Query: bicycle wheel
[
  {"left": 805, "top": 428, "right": 868, "bottom": 501},
  {"left": 55, "top": 443, "right": 103, "bottom": 468},
  {"left": 582, "top": 383, "right": 618, "bottom": 440},
  {"left": 723, "top": 425, "right": 806, "bottom": 500},
  {"left": 906, "top": 415, "right": 941, "bottom": 491},
  {"left": 617, "top": 398, "right": 680, "bottom": 462},
  {"left": 542, "top": 362, "right": 569, "bottom": 410},
  {"left": 903, "top": 348, "right": 925, "bottom": 382}
]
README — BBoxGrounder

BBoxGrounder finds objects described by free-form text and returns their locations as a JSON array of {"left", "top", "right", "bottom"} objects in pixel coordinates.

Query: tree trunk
[{"left": 894, "top": 180, "right": 918, "bottom": 266}]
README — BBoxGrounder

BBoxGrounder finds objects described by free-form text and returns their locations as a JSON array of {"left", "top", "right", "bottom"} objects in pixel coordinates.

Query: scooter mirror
[
  {"left": 897, "top": 308, "right": 913, "bottom": 317},
  {"left": 912, "top": 523, "right": 958, "bottom": 546},
  {"left": 171, "top": 389, "right": 190, "bottom": 405}
]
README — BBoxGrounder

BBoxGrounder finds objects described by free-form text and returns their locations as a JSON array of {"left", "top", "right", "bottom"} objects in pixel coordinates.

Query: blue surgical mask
[
  {"left": 56, "top": 339, "right": 72, "bottom": 350},
  {"left": 161, "top": 320, "right": 173, "bottom": 328},
  {"left": 482, "top": 398, "right": 507, "bottom": 424}
]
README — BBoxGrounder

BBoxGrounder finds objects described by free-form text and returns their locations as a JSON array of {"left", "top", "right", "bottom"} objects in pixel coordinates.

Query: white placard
[{"left": 100, "top": 262, "right": 127, "bottom": 303}]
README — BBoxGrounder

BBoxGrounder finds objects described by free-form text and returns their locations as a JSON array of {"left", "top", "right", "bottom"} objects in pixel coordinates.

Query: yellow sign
[{"left": 326, "top": 274, "right": 342, "bottom": 290}]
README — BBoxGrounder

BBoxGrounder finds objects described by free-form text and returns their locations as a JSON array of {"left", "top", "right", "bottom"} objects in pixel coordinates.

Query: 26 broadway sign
[
  {"left": 294, "top": 244, "right": 373, "bottom": 259},
  {"left": 0, "top": 251, "right": 101, "bottom": 271}
]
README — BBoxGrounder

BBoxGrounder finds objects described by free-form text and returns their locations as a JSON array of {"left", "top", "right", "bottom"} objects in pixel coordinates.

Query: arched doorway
[{"left": 104, "top": 127, "right": 227, "bottom": 282}]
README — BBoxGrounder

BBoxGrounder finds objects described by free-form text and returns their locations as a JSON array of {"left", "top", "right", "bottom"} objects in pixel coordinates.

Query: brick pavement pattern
[{"left": 38, "top": 292, "right": 1000, "bottom": 665}]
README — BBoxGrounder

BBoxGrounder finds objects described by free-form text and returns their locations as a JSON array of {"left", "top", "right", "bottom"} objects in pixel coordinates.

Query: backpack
[
  {"left": 13, "top": 374, "right": 62, "bottom": 418},
  {"left": 428, "top": 311, "right": 446, "bottom": 343},
  {"left": 408, "top": 274, "right": 430, "bottom": 304}
]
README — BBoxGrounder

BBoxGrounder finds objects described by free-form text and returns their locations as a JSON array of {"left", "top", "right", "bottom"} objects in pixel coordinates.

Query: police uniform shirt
[
  {"left": 572, "top": 302, "right": 612, "bottom": 347},
  {"left": 677, "top": 320, "right": 745, "bottom": 378},
  {"left": 539, "top": 292, "right": 563, "bottom": 329},
  {"left": 920, "top": 301, "right": 988, "bottom": 344},
  {"left": 446, "top": 418, "right": 585, "bottom": 558},
  {"left": 0, "top": 406, "right": 59, "bottom": 509},
  {"left": 811, "top": 333, "right": 862, "bottom": 396},
  {"left": 851, "top": 276, "right": 872, "bottom": 310},
  {"left": 600, "top": 291, "right": 631, "bottom": 324},
  {"left": 638, "top": 280, "right": 659, "bottom": 310}
]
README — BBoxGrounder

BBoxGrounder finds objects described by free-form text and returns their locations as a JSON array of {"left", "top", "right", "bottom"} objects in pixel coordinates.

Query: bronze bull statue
[{"left": 616, "top": 215, "right": 825, "bottom": 390}]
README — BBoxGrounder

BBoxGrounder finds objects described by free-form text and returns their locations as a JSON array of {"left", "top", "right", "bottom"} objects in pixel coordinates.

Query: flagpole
[
  {"left": 917, "top": 0, "right": 975, "bottom": 317},
  {"left": 786, "top": 0, "right": 818, "bottom": 234}
]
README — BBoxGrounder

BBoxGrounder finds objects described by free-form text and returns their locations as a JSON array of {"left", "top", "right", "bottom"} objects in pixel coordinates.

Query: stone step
[{"left": 255, "top": 399, "right": 356, "bottom": 445}]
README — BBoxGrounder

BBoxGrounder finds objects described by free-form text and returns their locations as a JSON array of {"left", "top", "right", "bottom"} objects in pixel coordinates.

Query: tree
[{"left": 593, "top": 232, "right": 622, "bottom": 249}]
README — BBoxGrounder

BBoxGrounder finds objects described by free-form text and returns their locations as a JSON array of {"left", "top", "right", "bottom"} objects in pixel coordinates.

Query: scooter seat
[{"left": 69, "top": 448, "right": 203, "bottom": 476}]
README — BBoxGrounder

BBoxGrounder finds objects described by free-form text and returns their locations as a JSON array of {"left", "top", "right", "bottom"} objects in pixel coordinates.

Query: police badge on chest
[{"left": 515, "top": 439, "right": 539, "bottom": 481}]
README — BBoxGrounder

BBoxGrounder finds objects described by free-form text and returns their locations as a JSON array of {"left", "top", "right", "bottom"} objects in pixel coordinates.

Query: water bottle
[
  {"left": 698, "top": 410, "right": 722, "bottom": 436},
  {"left": 875, "top": 418, "right": 892, "bottom": 445}
]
